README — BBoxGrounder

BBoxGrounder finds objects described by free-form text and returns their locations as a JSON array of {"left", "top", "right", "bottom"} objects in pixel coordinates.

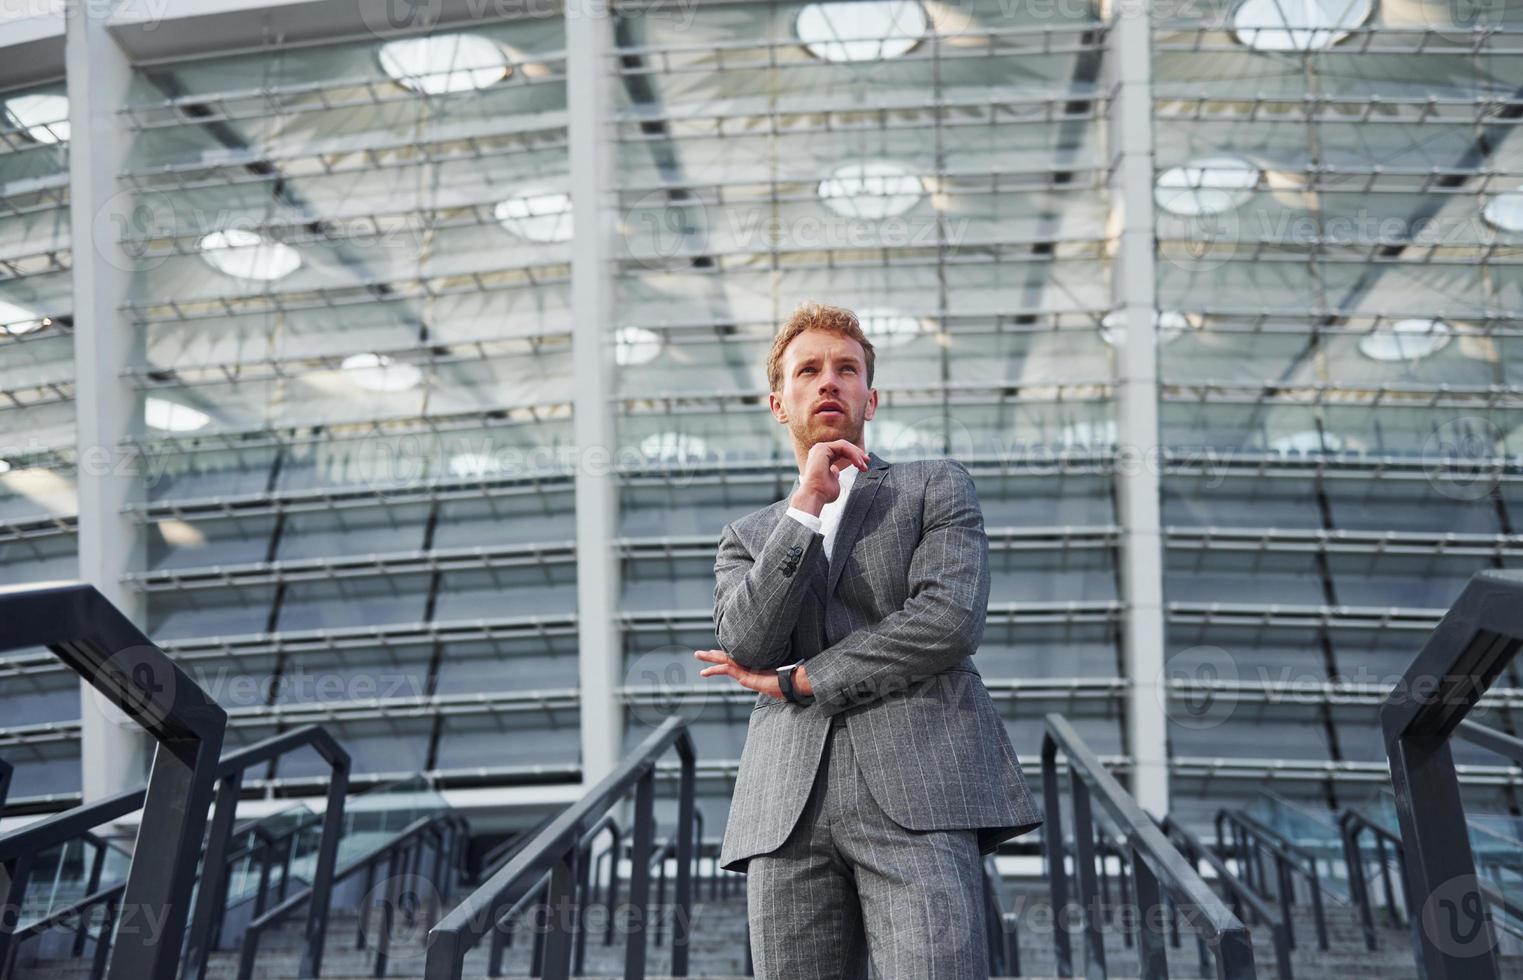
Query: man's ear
[
  {"left": 769, "top": 391, "right": 787, "bottom": 424},
  {"left": 863, "top": 388, "right": 877, "bottom": 421}
]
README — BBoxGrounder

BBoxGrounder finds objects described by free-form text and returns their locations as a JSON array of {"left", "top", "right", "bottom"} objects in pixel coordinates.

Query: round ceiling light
[
  {"left": 1357, "top": 318, "right": 1452, "bottom": 362},
  {"left": 1482, "top": 187, "right": 1523, "bottom": 233},
  {"left": 858, "top": 308, "right": 926, "bottom": 348},
  {"left": 341, "top": 352, "right": 423, "bottom": 392},
  {"left": 144, "top": 397, "right": 211, "bottom": 433},
  {"left": 818, "top": 160, "right": 925, "bottom": 219},
  {"left": 495, "top": 187, "right": 573, "bottom": 243},
  {"left": 795, "top": 0, "right": 928, "bottom": 62},
  {"left": 378, "top": 34, "right": 511, "bottom": 95},
  {"left": 615, "top": 326, "right": 663, "bottom": 366},
  {"left": 198, "top": 229, "right": 302, "bottom": 281},
  {"left": 1230, "top": 0, "right": 1371, "bottom": 51},
  {"left": 1155, "top": 157, "right": 1260, "bottom": 216}
]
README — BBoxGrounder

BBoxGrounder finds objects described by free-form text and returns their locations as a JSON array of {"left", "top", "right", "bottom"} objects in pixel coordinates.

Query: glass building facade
[{"left": 0, "top": 0, "right": 1519, "bottom": 837}]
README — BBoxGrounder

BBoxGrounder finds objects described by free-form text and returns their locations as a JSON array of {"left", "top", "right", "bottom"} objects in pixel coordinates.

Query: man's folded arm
[
  {"left": 712, "top": 512, "right": 829, "bottom": 671},
  {"left": 801, "top": 460, "right": 991, "bottom": 715}
]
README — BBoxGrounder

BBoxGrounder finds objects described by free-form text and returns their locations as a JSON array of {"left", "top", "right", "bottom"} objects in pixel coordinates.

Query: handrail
[
  {"left": 1214, "top": 809, "right": 1331, "bottom": 953},
  {"left": 239, "top": 810, "right": 465, "bottom": 980},
  {"left": 0, "top": 758, "right": 12, "bottom": 812},
  {"left": 1378, "top": 568, "right": 1523, "bottom": 979},
  {"left": 1042, "top": 713, "right": 1256, "bottom": 979},
  {"left": 184, "top": 724, "right": 351, "bottom": 980},
  {"left": 981, "top": 857, "right": 1019, "bottom": 977},
  {"left": 0, "top": 582, "right": 227, "bottom": 980},
  {"left": 426, "top": 713, "right": 697, "bottom": 980},
  {"left": 1339, "top": 806, "right": 1422, "bottom": 949},
  {"left": 1165, "top": 815, "right": 1293, "bottom": 979}
]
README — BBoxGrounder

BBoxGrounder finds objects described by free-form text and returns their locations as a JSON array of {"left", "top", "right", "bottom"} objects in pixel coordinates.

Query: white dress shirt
[{"left": 784, "top": 461, "right": 859, "bottom": 565}]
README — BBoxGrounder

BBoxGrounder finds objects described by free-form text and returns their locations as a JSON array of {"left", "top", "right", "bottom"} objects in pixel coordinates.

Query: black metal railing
[
  {"left": 981, "top": 857, "right": 1020, "bottom": 976},
  {"left": 1378, "top": 568, "right": 1523, "bottom": 979},
  {"left": 0, "top": 759, "right": 12, "bottom": 813},
  {"left": 183, "top": 724, "right": 351, "bottom": 980},
  {"left": 241, "top": 810, "right": 467, "bottom": 980},
  {"left": 0, "top": 582, "right": 228, "bottom": 980},
  {"left": 1165, "top": 815, "right": 1294, "bottom": 979},
  {"left": 1215, "top": 809, "right": 1331, "bottom": 954},
  {"left": 425, "top": 713, "right": 696, "bottom": 980},
  {"left": 1338, "top": 807, "right": 1413, "bottom": 952},
  {"left": 1042, "top": 713, "right": 1256, "bottom": 979}
]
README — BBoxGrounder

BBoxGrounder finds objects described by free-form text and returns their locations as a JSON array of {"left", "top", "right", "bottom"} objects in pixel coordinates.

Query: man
[{"left": 694, "top": 302, "right": 1042, "bottom": 979}]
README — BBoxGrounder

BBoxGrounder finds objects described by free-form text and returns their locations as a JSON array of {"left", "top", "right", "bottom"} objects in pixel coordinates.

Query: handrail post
[
  {"left": 675, "top": 738, "right": 695, "bottom": 979},
  {"left": 1341, "top": 816, "right": 1378, "bottom": 951},
  {"left": 1274, "top": 852, "right": 1295, "bottom": 949},
  {"left": 298, "top": 752, "right": 347, "bottom": 975},
  {"left": 541, "top": 846, "right": 578, "bottom": 980},
  {"left": 624, "top": 766, "right": 657, "bottom": 980},
  {"left": 1129, "top": 842, "right": 1167, "bottom": 980},
  {"left": 73, "top": 838, "right": 108, "bottom": 958},
  {"left": 603, "top": 827, "right": 622, "bottom": 947},
  {"left": 1040, "top": 734, "right": 1073, "bottom": 978},
  {"left": 1378, "top": 569, "right": 1521, "bottom": 979},
  {"left": 183, "top": 770, "right": 244, "bottom": 980},
  {"left": 1070, "top": 771, "right": 1107, "bottom": 976}
]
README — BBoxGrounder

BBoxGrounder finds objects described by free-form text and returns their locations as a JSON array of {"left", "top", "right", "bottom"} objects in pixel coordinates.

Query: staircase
[{"left": 18, "top": 873, "right": 1523, "bottom": 979}]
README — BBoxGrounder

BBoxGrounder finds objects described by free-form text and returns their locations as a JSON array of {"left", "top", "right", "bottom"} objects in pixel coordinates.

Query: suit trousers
[{"left": 745, "top": 713, "right": 989, "bottom": 980}]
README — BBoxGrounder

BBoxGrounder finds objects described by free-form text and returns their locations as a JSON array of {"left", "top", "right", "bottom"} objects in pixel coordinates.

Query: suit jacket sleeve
[
  {"left": 713, "top": 510, "right": 830, "bottom": 671},
  {"left": 801, "top": 459, "right": 991, "bottom": 715}
]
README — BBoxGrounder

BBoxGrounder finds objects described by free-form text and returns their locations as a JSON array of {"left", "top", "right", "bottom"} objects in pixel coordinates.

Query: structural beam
[
  {"left": 1106, "top": 0, "right": 1169, "bottom": 816},
  {"left": 567, "top": 0, "right": 623, "bottom": 787},
  {"left": 66, "top": 0, "right": 152, "bottom": 799}
]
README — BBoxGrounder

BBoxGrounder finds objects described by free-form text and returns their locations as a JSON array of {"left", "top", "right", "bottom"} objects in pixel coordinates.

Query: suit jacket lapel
[
  {"left": 777, "top": 449, "right": 892, "bottom": 599},
  {"left": 827, "top": 451, "right": 889, "bottom": 599}
]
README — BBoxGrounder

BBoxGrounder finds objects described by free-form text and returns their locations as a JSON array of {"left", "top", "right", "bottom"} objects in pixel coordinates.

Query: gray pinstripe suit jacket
[{"left": 713, "top": 450, "right": 1043, "bottom": 874}]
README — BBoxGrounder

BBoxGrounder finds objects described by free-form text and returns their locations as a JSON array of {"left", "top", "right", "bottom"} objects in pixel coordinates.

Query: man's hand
[
  {"left": 790, "top": 439, "right": 869, "bottom": 516},
  {"left": 695, "top": 649, "right": 812, "bottom": 699}
]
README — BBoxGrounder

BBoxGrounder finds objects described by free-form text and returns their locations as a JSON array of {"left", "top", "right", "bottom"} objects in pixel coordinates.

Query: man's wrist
[{"left": 789, "top": 490, "right": 825, "bottom": 516}]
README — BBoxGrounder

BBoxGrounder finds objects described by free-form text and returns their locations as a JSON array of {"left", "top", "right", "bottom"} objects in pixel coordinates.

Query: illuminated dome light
[
  {"left": 4, "top": 93, "right": 69, "bottom": 144},
  {"left": 640, "top": 431, "right": 708, "bottom": 463},
  {"left": 0, "top": 458, "right": 10, "bottom": 475},
  {"left": 341, "top": 352, "right": 423, "bottom": 392},
  {"left": 198, "top": 229, "right": 302, "bottom": 281},
  {"left": 1482, "top": 187, "right": 1523, "bottom": 233},
  {"left": 795, "top": 0, "right": 928, "bottom": 62},
  {"left": 858, "top": 308, "right": 927, "bottom": 348},
  {"left": 145, "top": 397, "right": 211, "bottom": 433},
  {"left": 449, "top": 452, "right": 505, "bottom": 478},
  {"left": 156, "top": 519, "right": 206, "bottom": 549},
  {"left": 1270, "top": 430, "right": 1344, "bottom": 454},
  {"left": 1099, "top": 310, "right": 1198, "bottom": 347},
  {"left": 0, "top": 299, "right": 46, "bottom": 337},
  {"left": 378, "top": 34, "right": 511, "bottom": 95},
  {"left": 1357, "top": 318, "right": 1452, "bottom": 362},
  {"left": 818, "top": 161, "right": 925, "bottom": 219},
  {"left": 1154, "top": 157, "right": 1260, "bottom": 216},
  {"left": 615, "top": 326, "right": 663, "bottom": 367},
  {"left": 494, "top": 187, "right": 573, "bottom": 243},
  {"left": 1230, "top": 0, "right": 1371, "bottom": 51}
]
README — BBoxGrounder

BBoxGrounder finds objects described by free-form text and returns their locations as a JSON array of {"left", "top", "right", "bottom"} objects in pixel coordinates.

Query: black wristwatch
[{"left": 776, "top": 659, "right": 814, "bottom": 705}]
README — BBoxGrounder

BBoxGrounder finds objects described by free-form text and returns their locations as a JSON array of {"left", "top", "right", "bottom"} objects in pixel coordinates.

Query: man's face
[{"left": 770, "top": 329, "right": 877, "bottom": 451}]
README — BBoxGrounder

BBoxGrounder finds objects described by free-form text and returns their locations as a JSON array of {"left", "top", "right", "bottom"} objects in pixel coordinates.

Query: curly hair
[{"left": 765, "top": 302, "right": 876, "bottom": 393}]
